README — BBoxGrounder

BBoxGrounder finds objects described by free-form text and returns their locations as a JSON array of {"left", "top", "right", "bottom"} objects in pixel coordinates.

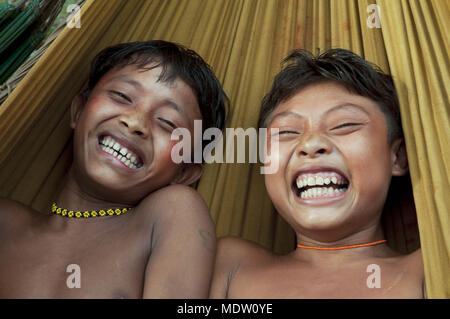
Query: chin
[
  {"left": 297, "top": 212, "right": 349, "bottom": 232},
  {"left": 275, "top": 200, "right": 352, "bottom": 234}
]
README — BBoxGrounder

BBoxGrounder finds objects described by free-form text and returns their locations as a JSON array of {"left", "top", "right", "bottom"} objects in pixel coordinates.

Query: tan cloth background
[{"left": 0, "top": 0, "right": 448, "bottom": 297}]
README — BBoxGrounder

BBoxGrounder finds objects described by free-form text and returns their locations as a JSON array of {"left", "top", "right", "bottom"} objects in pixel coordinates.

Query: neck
[
  {"left": 291, "top": 224, "right": 397, "bottom": 263},
  {"left": 47, "top": 168, "right": 132, "bottom": 230},
  {"left": 56, "top": 168, "right": 131, "bottom": 212}
]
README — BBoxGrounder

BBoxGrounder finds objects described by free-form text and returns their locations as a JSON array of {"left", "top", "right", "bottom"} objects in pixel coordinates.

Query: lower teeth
[
  {"left": 100, "top": 144, "right": 139, "bottom": 169},
  {"left": 300, "top": 187, "right": 347, "bottom": 199}
]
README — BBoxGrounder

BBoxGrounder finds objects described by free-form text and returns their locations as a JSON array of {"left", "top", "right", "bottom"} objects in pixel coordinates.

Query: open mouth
[
  {"left": 98, "top": 135, "right": 143, "bottom": 169},
  {"left": 292, "top": 171, "right": 349, "bottom": 200}
]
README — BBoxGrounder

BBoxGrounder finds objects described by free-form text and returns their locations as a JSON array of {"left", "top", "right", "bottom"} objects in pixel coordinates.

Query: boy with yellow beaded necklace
[{"left": 0, "top": 40, "right": 228, "bottom": 298}]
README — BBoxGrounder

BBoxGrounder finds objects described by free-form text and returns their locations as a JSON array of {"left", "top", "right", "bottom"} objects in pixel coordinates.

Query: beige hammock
[{"left": 0, "top": 0, "right": 448, "bottom": 298}]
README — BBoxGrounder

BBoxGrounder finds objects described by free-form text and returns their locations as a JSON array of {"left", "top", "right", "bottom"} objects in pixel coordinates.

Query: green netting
[
  {"left": 0, "top": 0, "right": 40, "bottom": 54},
  {"left": 0, "top": 2, "right": 21, "bottom": 27},
  {"left": 0, "top": 29, "right": 44, "bottom": 83},
  {"left": 0, "top": 0, "right": 64, "bottom": 85}
]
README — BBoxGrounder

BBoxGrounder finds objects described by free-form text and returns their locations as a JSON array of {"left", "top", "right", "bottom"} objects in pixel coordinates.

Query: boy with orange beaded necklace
[{"left": 210, "top": 49, "right": 424, "bottom": 298}]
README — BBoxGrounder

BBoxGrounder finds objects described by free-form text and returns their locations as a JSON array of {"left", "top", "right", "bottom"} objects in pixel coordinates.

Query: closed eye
[
  {"left": 331, "top": 123, "right": 361, "bottom": 130},
  {"left": 158, "top": 117, "right": 177, "bottom": 130},
  {"left": 109, "top": 90, "right": 132, "bottom": 103},
  {"left": 275, "top": 130, "right": 298, "bottom": 135},
  {"left": 278, "top": 130, "right": 299, "bottom": 135}
]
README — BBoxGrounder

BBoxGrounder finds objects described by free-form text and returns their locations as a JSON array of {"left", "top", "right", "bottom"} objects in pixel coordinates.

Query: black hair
[
  {"left": 87, "top": 40, "right": 228, "bottom": 135},
  {"left": 259, "top": 48, "right": 402, "bottom": 142}
]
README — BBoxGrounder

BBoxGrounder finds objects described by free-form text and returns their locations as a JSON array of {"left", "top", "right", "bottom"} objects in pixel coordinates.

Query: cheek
[
  {"left": 85, "top": 96, "right": 110, "bottom": 115},
  {"left": 264, "top": 143, "right": 292, "bottom": 198},
  {"left": 154, "top": 135, "right": 180, "bottom": 166},
  {"left": 266, "top": 137, "right": 290, "bottom": 167},
  {"left": 342, "top": 134, "right": 392, "bottom": 197},
  {"left": 264, "top": 174, "right": 285, "bottom": 213},
  {"left": 165, "top": 139, "right": 179, "bottom": 163},
  {"left": 142, "top": 137, "right": 180, "bottom": 188},
  {"left": 75, "top": 97, "right": 113, "bottom": 131},
  {"left": 87, "top": 95, "right": 104, "bottom": 105}
]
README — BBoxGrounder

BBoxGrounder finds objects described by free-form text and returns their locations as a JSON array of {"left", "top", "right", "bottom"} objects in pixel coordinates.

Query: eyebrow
[
  {"left": 266, "top": 111, "right": 303, "bottom": 126},
  {"left": 106, "top": 75, "right": 144, "bottom": 91},
  {"left": 166, "top": 100, "right": 187, "bottom": 117},
  {"left": 324, "top": 103, "right": 370, "bottom": 116}
]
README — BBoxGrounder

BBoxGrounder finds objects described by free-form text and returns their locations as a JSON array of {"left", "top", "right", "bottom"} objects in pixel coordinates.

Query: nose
[
  {"left": 297, "top": 133, "right": 332, "bottom": 158},
  {"left": 119, "top": 108, "right": 149, "bottom": 137}
]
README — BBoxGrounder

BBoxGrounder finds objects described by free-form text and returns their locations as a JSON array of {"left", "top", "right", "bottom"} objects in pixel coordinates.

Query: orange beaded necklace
[{"left": 296, "top": 239, "right": 387, "bottom": 250}]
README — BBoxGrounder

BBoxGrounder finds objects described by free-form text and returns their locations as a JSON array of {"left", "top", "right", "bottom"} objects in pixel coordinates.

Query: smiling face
[
  {"left": 70, "top": 64, "right": 202, "bottom": 205},
  {"left": 264, "top": 81, "right": 406, "bottom": 242}
]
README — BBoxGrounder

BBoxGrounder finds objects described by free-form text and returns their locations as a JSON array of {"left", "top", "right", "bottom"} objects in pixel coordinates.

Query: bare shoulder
[
  {"left": 0, "top": 197, "right": 27, "bottom": 211},
  {"left": 382, "top": 248, "right": 425, "bottom": 298},
  {"left": 139, "top": 185, "right": 216, "bottom": 298},
  {"left": 403, "top": 248, "right": 424, "bottom": 277},
  {"left": 406, "top": 248, "right": 423, "bottom": 261},
  {"left": 380, "top": 247, "right": 424, "bottom": 280},
  {"left": 138, "top": 184, "right": 208, "bottom": 216},
  {"left": 394, "top": 248, "right": 423, "bottom": 272},
  {"left": 216, "top": 236, "right": 276, "bottom": 276},
  {"left": 135, "top": 184, "right": 214, "bottom": 252},
  {"left": 210, "top": 236, "right": 275, "bottom": 298},
  {"left": 217, "top": 236, "right": 274, "bottom": 264},
  {"left": 0, "top": 197, "right": 35, "bottom": 226},
  {"left": 402, "top": 248, "right": 426, "bottom": 297},
  {"left": 405, "top": 248, "right": 426, "bottom": 298},
  {"left": 136, "top": 184, "right": 212, "bottom": 228}
]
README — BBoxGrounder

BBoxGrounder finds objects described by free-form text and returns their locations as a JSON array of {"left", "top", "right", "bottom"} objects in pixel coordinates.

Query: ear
[
  {"left": 171, "top": 163, "right": 203, "bottom": 186},
  {"left": 70, "top": 93, "right": 87, "bottom": 129},
  {"left": 390, "top": 138, "right": 408, "bottom": 176}
]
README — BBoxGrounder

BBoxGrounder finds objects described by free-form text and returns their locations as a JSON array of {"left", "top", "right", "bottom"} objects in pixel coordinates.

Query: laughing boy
[
  {"left": 210, "top": 49, "right": 424, "bottom": 298},
  {"left": 0, "top": 40, "right": 228, "bottom": 298}
]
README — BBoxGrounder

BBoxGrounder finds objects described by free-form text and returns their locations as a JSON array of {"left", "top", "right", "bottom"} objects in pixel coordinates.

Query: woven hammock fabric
[{"left": 0, "top": 0, "right": 448, "bottom": 297}]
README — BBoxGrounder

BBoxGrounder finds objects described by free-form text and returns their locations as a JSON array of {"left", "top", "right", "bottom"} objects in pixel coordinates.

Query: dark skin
[
  {"left": 210, "top": 82, "right": 425, "bottom": 299},
  {"left": 0, "top": 64, "right": 215, "bottom": 298},
  {"left": 211, "top": 237, "right": 424, "bottom": 298}
]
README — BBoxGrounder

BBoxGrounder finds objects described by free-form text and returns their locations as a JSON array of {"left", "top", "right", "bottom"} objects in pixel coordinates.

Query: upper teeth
[
  {"left": 296, "top": 174, "right": 345, "bottom": 189},
  {"left": 99, "top": 136, "right": 142, "bottom": 169}
]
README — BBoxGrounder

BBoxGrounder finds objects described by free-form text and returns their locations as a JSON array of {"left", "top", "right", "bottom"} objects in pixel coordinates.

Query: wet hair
[
  {"left": 87, "top": 40, "right": 228, "bottom": 134},
  {"left": 259, "top": 48, "right": 402, "bottom": 142}
]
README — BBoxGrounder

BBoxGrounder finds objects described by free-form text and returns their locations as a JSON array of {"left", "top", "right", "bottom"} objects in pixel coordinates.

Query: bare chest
[
  {"left": 228, "top": 262, "right": 423, "bottom": 299},
  {"left": 0, "top": 229, "right": 150, "bottom": 298}
]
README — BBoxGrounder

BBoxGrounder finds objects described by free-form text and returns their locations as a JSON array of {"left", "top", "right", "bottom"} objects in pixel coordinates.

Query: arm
[
  {"left": 209, "top": 237, "right": 232, "bottom": 298},
  {"left": 406, "top": 248, "right": 426, "bottom": 298},
  {"left": 141, "top": 185, "right": 216, "bottom": 298},
  {"left": 210, "top": 236, "right": 249, "bottom": 298}
]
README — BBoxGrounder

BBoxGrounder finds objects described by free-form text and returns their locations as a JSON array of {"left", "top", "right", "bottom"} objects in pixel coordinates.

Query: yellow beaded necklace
[{"left": 51, "top": 202, "right": 132, "bottom": 218}]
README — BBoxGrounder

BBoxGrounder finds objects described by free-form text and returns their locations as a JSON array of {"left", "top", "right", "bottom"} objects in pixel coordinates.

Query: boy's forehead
[
  {"left": 101, "top": 64, "right": 167, "bottom": 86},
  {"left": 98, "top": 64, "right": 193, "bottom": 98},
  {"left": 267, "top": 81, "right": 379, "bottom": 123}
]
